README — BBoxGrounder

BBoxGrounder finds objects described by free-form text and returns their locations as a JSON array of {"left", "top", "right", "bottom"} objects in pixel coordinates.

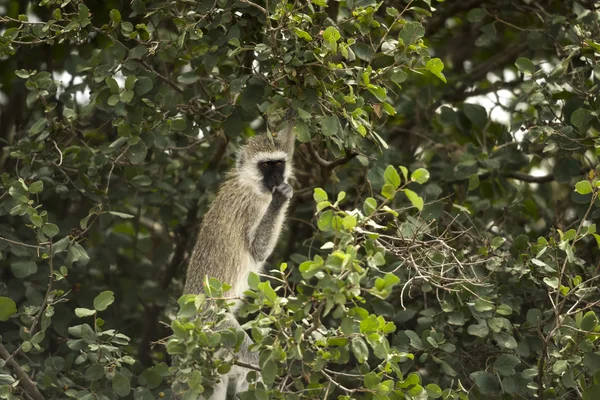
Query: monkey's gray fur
[{"left": 183, "top": 123, "right": 295, "bottom": 399}]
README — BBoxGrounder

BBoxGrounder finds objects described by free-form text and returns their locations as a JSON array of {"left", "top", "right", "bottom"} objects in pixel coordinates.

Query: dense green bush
[{"left": 1, "top": 0, "right": 600, "bottom": 399}]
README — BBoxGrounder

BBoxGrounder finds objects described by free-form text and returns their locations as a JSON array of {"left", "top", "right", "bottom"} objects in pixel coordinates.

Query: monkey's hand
[{"left": 272, "top": 182, "right": 293, "bottom": 201}]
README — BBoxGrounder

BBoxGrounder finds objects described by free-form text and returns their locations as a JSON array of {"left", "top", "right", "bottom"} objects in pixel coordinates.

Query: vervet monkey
[{"left": 183, "top": 121, "right": 295, "bottom": 399}]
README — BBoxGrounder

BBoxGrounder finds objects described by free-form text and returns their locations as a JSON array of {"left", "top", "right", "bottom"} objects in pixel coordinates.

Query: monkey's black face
[{"left": 258, "top": 159, "right": 286, "bottom": 191}]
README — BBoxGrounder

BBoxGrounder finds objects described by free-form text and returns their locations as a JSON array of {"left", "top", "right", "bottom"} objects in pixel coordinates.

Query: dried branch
[{"left": 0, "top": 344, "right": 45, "bottom": 400}]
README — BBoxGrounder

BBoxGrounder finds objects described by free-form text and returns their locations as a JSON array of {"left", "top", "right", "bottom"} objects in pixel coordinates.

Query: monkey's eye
[{"left": 275, "top": 161, "right": 283, "bottom": 166}]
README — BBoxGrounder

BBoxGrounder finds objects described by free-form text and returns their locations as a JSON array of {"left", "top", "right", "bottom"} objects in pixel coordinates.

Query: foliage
[{"left": 1, "top": 0, "right": 600, "bottom": 399}]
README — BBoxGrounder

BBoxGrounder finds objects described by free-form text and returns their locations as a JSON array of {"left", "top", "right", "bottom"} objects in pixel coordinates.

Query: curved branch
[{"left": 307, "top": 143, "right": 357, "bottom": 170}]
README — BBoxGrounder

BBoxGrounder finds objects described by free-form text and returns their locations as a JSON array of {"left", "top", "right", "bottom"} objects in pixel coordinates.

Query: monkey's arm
[{"left": 249, "top": 183, "right": 292, "bottom": 262}]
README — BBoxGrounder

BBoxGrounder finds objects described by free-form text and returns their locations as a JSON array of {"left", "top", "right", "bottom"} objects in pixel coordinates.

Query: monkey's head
[{"left": 235, "top": 134, "right": 294, "bottom": 194}]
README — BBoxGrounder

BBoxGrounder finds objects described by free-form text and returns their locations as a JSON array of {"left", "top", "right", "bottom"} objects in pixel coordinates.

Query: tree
[{"left": 1, "top": 0, "right": 600, "bottom": 399}]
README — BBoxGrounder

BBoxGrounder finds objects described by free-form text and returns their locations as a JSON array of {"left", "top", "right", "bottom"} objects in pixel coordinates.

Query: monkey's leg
[
  {"left": 211, "top": 375, "right": 229, "bottom": 400},
  {"left": 216, "top": 313, "right": 260, "bottom": 398},
  {"left": 249, "top": 183, "right": 292, "bottom": 262}
]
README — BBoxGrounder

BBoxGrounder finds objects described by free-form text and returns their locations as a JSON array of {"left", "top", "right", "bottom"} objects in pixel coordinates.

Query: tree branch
[
  {"left": 307, "top": 142, "right": 357, "bottom": 170},
  {"left": 137, "top": 60, "right": 184, "bottom": 94},
  {"left": 478, "top": 170, "right": 554, "bottom": 183},
  {"left": 0, "top": 344, "right": 45, "bottom": 400},
  {"left": 0, "top": 236, "right": 44, "bottom": 249}
]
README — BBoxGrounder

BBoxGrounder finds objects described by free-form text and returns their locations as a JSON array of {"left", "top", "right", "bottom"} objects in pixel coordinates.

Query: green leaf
[
  {"left": 247, "top": 271, "right": 260, "bottom": 290},
  {"left": 426, "top": 58, "right": 447, "bottom": 83},
  {"left": 515, "top": 57, "right": 535, "bottom": 75},
  {"left": 112, "top": 373, "right": 131, "bottom": 397},
  {"left": 317, "top": 210, "right": 334, "bottom": 231},
  {"left": 125, "top": 76, "right": 137, "bottom": 90},
  {"left": 108, "top": 94, "right": 120, "bottom": 106},
  {"left": 364, "top": 197, "right": 377, "bottom": 215},
  {"left": 323, "top": 26, "right": 341, "bottom": 42},
  {"left": 496, "top": 304, "right": 513, "bottom": 315},
  {"left": 75, "top": 308, "right": 96, "bottom": 318},
  {"left": 129, "top": 45, "right": 147, "bottom": 60},
  {"left": 494, "top": 354, "right": 520, "bottom": 376},
  {"left": 581, "top": 311, "right": 598, "bottom": 331},
  {"left": 575, "top": 180, "right": 593, "bottom": 195},
  {"left": 177, "top": 71, "right": 198, "bottom": 84},
  {"left": 29, "top": 180, "right": 44, "bottom": 194},
  {"left": 119, "top": 90, "right": 134, "bottom": 103},
  {"left": 321, "top": 115, "right": 339, "bottom": 136},
  {"left": 543, "top": 277, "right": 559, "bottom": 289},
  {"left": 467, "top": 321, "right": 489, "bottom": 337},
  {"left": 106, "top": 77, "right": 120, "bottom": 93},
  {"left": 29, "top": 118, "right": 48, "bottom": 136},
  {"left": 552, "top": 360, "right": 569, "bottom": 375},
  {"left": 342, "top": 215, "right": 357, "bottom": 230},
  {"left": 382, "top": 102, "right": 396, "bottom": 115},
  {"left": 313, "top": 188, "right": 328, "bottom": 203},
  {"left": 262, "top": 361, "right": 277, "bottom": 385},
  {"left": 384, "top": 165, "right": 401, "bottom": 189},
  {"left": 11, "top": 260, "right": 37, "bottom": 279},
  {"left": 493, "top": 332, "right": 518, "bottom": 349},
  {"left": 468, "top": 174, "right": 480, "bottom": 191},
  {"left": 351, "top": 337, "right": 369, "bottom": 363},
  {"left": 399, "top": 166, "right": 408, "bottom": 182},
  {"left": 403, "top": 189, "right": 424, "bottom": 211},
  {"left": 109, "top": 9, "right": 122, "bottom": 23},
  {"left": 571, "top": 109, "right": 593, "bottom": 128},
  {"left": 30, "top": 214, "right": 43, "bottom": 228},
  {"left": 381, "top": 184, "right": 396, "bottom": 200},
  {"left": 367, "top": 84, "right": 387, "bottom": 101},
  {"left": 391, "top": 69, "right": 408, "bottom": 84},
  {"left": 42, "top": 223, "right": 59, "bottom": 237},
  {"left": 0, "top": 297, "right": 17, "bottom": 321},
  {"left": 85, "top": 364, "right": 105, "bottom": 381},
  {"left": 257, "top": 281, "right": 277, "bottom": 303},
  {"left": 67, "top": 243, "right": 90, "bottom": 266},
  {"left": 15, "top": 69, "right": 33, "bottom": 79},
  {"left": 94, "top": 291, "right": 115, "bottom": 311},
  {"left": 583, "top": 385, "right": 600, "bottom": 400},
  {"left": 129, "top": 141, "right": 148, "bottom": 164},
  {"left": 474, "top": 299, "right": 494, "bottom": 312},
  {"left": 491, "top": 236, "right": 505, "bottom": 250},
  {"left": 398, "top": 21, "right": 425, "bottom": 46},
  {"left": 463, "top": 103, "right": 488, "bottom": 129},
  {"left": 426, "top": 383, "right": 443, "bottom": 398},
  {"left": 297, "top": 108, "right": 311, "bottom": 120},
  {"left": 134, "top": 77, "right": 154, "bottom": 96},
  {"left": 294, "top": 120, "right": 311, "bottom": 143},
  {"left": 364, "top": 372, "right": 381, "bottom": 389},
  {"left": 470, "top": 371, "right": 500, "bottom": 395},
  {"left": 108, "top": 211, "right": 135, "bottom": 219},
  {"left": 410, "top": 168, "right": 430, "bottom": 184},
  {"left": 294, "top": 28, "right": 312, "bottom": 42}
]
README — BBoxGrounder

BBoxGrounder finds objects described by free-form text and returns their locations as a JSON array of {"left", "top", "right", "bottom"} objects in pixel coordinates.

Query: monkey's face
[{"left": 258, "top": 159, "right": 286, "bottom": 192}]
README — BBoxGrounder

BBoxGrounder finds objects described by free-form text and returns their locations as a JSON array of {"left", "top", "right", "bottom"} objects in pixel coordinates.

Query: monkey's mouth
[{"left": 264, "top": 179, "right": 284, "bottom": 193}]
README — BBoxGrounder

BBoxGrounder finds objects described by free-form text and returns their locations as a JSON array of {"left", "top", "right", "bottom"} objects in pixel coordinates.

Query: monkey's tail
[{"left": 281, "top": 108, "right": 296, "bottom": 153}]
